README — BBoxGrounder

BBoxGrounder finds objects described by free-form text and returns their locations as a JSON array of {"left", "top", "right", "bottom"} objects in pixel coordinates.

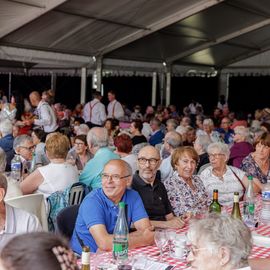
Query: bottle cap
[
  {"left": 119, "top": 202, "right": 125, "bottom": 208},
  {"left": 248, "top": 175, "right": 253, "bottom": 181}
]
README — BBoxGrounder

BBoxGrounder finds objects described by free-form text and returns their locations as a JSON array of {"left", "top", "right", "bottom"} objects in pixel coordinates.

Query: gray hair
[
  {"left": 0, "top": 147, "right": 6, "bottom": 172},
  {"left": 234, "top": 126, "right": 250, "bottom": 141},
  {"left": 87, "top": 127, "right": 108, "bottom": 148},
  {"left": 165, "top": 131, "right": 183, "bottom": 149},
  {"left": 76, "top": 124, "right": 89, "bottom": 136},
  {"left": 207, "top": 142, "right": 230, "bottom": 160},
  {"left": 0, "top": 173, "right": 8, "bottom": 196},
  {"left": 195, "top": 135, "right": 212, "bottom": 152},
  {"left": 166, "top": 119, "right": 178, "bottom": 129},
  {"left": 0, "top": 120, "right": 13, "bottom": 137},
  {"left": 187, "top": 214, "right": 252, "bottom": 268},
  {"left": 203, "top": 118, "right": 214, "bottom": 127},
  {"left": 13, "top": 135, "right": 33, "bottom": 151}
]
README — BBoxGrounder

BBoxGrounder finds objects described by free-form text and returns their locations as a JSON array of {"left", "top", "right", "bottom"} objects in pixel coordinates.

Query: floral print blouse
[
  {"left": 241, "top": 153, "right": 270, "bottom": 184},
  {"left": 164, "top": 171, "right": 210, "bottom": 217}
]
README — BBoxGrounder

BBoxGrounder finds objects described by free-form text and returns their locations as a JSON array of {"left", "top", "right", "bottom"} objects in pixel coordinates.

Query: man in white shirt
[
  {"left": 83, "top": 91, "right": 106, "bottom": 128},
  {"left": 0, "top": 173, "right": 42, "bottom": 249},
  {"left": 107, "top": 90, "right": 124, "bottom": 120},
  {"left": 26, "top": 91, "right": 58, "bottom": 133}
]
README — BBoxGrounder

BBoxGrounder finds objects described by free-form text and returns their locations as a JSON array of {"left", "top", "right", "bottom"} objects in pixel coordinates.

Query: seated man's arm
[
  {"left": 90, "top": 218, "right": 154, "bottom": 252},
  {"left": 129, "top": 218, "right": 154, "bottom": 248},
  {"left": 150, "top": 213, "right": 185, "bottom": 229},
  {"left": 89, "top": 224, "right": 113, "bottom": 252}
]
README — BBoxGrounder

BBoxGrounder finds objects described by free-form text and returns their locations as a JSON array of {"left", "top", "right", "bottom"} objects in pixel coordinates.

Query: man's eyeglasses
[
  {"left": 138, "top": 157, "right": 159, "bottom": 166},
  {"left": 20, "top": 145, "right": 36, "bottom": 151},
  {"left": 101, "top": 173, "right": 130, "bottom": 182}
]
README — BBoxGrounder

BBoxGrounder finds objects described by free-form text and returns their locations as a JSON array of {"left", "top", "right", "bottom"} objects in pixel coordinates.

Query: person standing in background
[
  {"left": 26, "top": 91, "right": 58, "bottom": 134},
  {"left": 83, "top": 91, "right": 106, "bottom": 128},
  {"left": 107, "top": 90, "right": 124, "bottom": 120}
]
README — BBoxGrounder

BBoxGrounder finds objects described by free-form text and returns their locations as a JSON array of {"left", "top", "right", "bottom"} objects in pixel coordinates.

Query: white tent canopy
[{"left": 1, "top": 0, "right": 270, "bottom": 75}]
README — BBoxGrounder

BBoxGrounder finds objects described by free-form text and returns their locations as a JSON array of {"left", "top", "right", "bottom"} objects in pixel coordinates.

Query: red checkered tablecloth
[
  {"left": 133, "top": 197, "right": 270, "bottom": 270},
  {"left": 87, "top": 196, "right": 270, "bottom": 269}
]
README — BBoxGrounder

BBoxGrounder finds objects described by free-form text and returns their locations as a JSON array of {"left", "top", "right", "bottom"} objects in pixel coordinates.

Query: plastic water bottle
[
  {"left": 11, "top": 154, "right": 22, "bottom": 181},
  {"left": 243, "top": 176, "right": 255, "bottom": 227},
  {"left": 261, "top": 180, "right": 270, "bottom": 225},
  {"left": 113, "top": 202, "right": 129, "bottom": 264},
  {"left": 29, "top": 152, "right": 36, "bottom": 173}
]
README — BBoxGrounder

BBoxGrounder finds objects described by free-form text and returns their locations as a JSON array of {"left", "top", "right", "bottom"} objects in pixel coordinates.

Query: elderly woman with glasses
[
  {"left": 199, "top": 142, "right": 260, "bottom": 205},
  {"left": 164, "top": 146, "right": 210, "bottom": 217},
  {"left": 241, "top": 132, "right": 270, "bottom": 190},
  {"left": 66, "top": 134, "right": 92, "bottom": 171},
  {"left": 187, "top": 214, "right": 252, "bottom": 270}
]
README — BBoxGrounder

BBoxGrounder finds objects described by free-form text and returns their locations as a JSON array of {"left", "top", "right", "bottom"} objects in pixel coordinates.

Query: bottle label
[
  {"left": 113, "top": 240, "right": 128, "bottom": 260},
  {"left": 262, "top": 191, "right": 270, "bottom": 201},
  {"left": 11, "top": 162, "right": 21, "bottom": 170},
  {"left": 81, "top": 252, "right": 90, "bottom": 265}
]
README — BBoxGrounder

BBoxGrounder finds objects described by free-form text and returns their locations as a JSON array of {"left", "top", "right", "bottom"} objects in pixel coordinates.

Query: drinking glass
[
  {"left": 131, "top": 254, "right": 148, "bottom": 270},
  {"left": 154, "top": 229, "right": 167, "bottom": 261},
  {"left": 166, "top": 229, "right": 176, "bottom": 255}
]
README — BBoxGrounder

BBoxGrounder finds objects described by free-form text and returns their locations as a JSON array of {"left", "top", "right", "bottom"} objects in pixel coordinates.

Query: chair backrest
[
  {"left": 5, "top": 193, "right": 48, "bottom": 231},
  {"left": 56, "top": 204, "right": 80, "bottom": 240},
  {"left": 197, "top": 162, "right": 211, "bottom": 175},
  {"left": 69, "top": 182, "right": 88, "bottom": 205}
]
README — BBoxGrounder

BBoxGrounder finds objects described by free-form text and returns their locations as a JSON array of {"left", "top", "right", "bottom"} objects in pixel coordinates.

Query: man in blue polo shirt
[{"left": 71, "top": 159, "right": 154, "bottom": 254}]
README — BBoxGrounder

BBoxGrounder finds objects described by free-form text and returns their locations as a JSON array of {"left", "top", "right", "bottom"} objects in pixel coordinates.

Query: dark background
[{"left": 0, "top": 74, "right": 270, "bottom": 116}]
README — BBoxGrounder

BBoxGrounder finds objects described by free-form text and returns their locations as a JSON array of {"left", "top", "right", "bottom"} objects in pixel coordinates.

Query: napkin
[{"left": 252, "top": 232, "right": 270, "bottom": 248}]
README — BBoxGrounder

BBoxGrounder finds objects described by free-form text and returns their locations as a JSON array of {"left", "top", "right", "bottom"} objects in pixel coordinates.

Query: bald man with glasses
[
  {"left": 71, "top": 159, "right": 154, "bottom": 255},
  {"left": 132, "top": 145, "right": 184, "bottom": 229}
]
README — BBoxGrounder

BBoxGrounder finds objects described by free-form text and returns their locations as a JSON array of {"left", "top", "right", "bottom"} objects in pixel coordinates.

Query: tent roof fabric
[{"left": 1, "top": 0, "right": 270, "bottom": 75}]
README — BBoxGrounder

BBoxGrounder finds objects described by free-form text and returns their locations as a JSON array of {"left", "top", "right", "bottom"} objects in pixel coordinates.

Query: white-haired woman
[
  {"left": 199, "top": 142, "right": 260, "bottom": 205},
  {"left": 187, "top": 214, "right": 252, "bottom": 270},
  {"left": 229, "top": 126, "right": 253, "bottom": 168},
  {"left": 202, "top": 118, "right": 223, "bottom": 143}
]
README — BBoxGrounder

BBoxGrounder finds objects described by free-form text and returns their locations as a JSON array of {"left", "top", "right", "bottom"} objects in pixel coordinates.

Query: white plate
[{"left": 252, "top": 232, "right": 270, "bottom": 248}]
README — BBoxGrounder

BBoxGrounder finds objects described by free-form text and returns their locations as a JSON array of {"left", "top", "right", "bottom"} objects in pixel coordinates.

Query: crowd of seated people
[{"left": 0, "top": 89, "right": 270, "bottom": 269}]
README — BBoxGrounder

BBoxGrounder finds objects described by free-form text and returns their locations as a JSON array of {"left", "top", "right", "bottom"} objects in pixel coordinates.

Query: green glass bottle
[
  {"left": 209, "top": 189, "right": 222, "bottom": 213},
  {"left": 231, "top": 192, "right": 242, "bottom": 220}
]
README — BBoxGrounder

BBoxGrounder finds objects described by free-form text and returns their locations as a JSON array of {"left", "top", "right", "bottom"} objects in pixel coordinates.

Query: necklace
[{"left": 212, "top": 167, "right": 226, "bottom": 181}]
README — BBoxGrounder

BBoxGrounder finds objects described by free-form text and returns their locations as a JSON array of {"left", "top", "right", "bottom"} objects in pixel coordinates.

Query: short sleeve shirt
[
  {"left": 199, "top": 165, "right": 245, "bottom": 205},
  {"left": 241, "top": 154, "right": 269, "bottom": 184},
  {"left": 70, "top": 188, "right": 148, "bottom": 254},
  {"left": 132, "top": 172, "right": 172, "bottom": 221}
]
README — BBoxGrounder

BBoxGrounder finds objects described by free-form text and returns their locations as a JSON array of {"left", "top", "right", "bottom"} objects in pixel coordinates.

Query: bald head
[
  {"left": 104, "top": 159, "right": 132, "bottom": 176},
  {"left": 138, "top": 145, "right": 160, "bottom": 160},
  {"left": 29, "top": 91, "right": 41, "bottom": 107}
]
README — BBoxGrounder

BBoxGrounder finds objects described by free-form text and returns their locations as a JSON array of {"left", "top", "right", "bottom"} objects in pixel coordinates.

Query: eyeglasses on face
[
  {"left": 20, "top": 145, "right": 36, "bottom": 151},
  {"left": 138, "top": 157, "right": 159, "bottom": 166},
  {"left": 74, "top": 142, "right": 85, "bottom": 146},
  {"left": 101, "top": 173, "right": 130, "bottom": 182},
  {"left": 187, "top": 246, "right": 211, "bottom": 257},
  {"left": 208, "top": 153, "right": 224, "bottom": 159}
]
